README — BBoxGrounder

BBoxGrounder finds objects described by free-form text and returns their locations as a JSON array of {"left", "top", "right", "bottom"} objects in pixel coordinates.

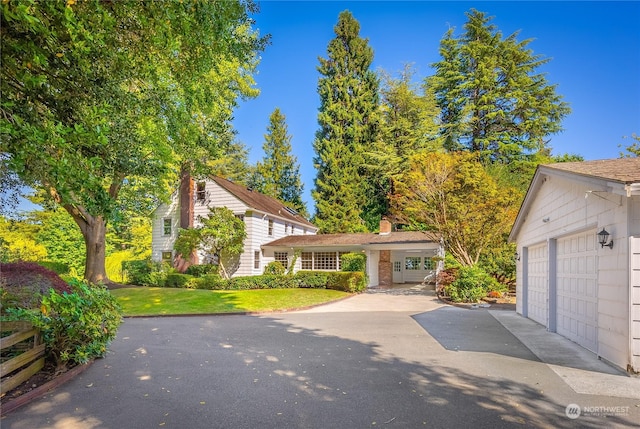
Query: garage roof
[
  {"left": 542, "top": 158, "right": 640, "bottom": 184},
  {"left": 509, "top": 158, "right": 640, "bottom": 242}
]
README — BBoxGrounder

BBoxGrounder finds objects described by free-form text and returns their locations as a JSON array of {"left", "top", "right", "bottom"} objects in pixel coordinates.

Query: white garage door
[
  {"left": 527, "top": 243, "right": 548, "bottom": 326},
  {"left": 556, "top": 231, "right": 598, "bottom": 353}
]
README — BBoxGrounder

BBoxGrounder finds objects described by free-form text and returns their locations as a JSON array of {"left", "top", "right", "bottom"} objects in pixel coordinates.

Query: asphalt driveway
[{"left": 2, "top": 287, "right": 639, "bottom": 428}]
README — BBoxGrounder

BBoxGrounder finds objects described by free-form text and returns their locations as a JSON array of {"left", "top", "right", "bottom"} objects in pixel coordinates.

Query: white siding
[
  {"left": 154, "top": 178, "right": 316, "bottom": 277},
  {"left": 631, "top": 236, "right": 640, "bottom": 372},
  {"left": 514, "top": 172, "right": 637, "bottom": 371},
  {"left": 151, "top": 196, "right": 180, "bottom": 262}
]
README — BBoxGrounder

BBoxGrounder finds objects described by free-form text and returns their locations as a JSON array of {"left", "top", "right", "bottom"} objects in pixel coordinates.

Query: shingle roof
[
  {"left": 264, "top": 231, "right": 440, "bottom": 247},
  {"left": 542, "top": 158, "right": 640, "bottom": 184},
  {"left": 211, "top": 176, "right": 317, "bottom": 229}
]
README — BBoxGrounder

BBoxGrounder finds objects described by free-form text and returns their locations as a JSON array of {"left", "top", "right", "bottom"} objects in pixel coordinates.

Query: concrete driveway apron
[{"left": 2, "top": 285, "right": 639, "bottom": 428}]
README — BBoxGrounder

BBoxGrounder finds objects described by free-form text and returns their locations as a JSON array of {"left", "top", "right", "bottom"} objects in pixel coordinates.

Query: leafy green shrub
[
  {"left": 122, "top": 259, "right": 172, "bottom": 286},
  {"left": 340, "top": 252, "right": 366, "bottom": 272},
  {"left": 4, "top": 279, "right": 122, "bottom": 372},
  {"left": 1, "top": 262, "right": 73, "bottom": 313},
  {"left": 37, "top": 261, "right": 70, "bottom": 275},
  {"left": 165, "top": 273, "right": 194, "bottom": 288},
  {"left": 326, "top": 272, "right": 366, "bottom": 293},
  {"left": 185, "top": 264, "right": 218, "bottom": 277},
  {"left": 226, "top": 275, "right": 296, "bottom": 290},
  {"left": 444, "top": 265, "right": 499, "bottom": 303},
  {"left": 191, "top": 274, "right": 228, "bottom": 290},
  {"left": 264, "top": 261, "right": 285, "bottom": 275},
  {"left": 293, "top": 271, "right": 329, "bottom": 289}
]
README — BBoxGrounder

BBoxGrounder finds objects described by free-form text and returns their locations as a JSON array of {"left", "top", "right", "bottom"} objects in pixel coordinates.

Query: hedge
[{"left": 326, "top": 272, "right": 367, "bottom": 293}]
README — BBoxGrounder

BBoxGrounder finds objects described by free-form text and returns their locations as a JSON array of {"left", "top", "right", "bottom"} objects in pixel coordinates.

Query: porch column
[{"left": 379, "top": 250, "right": 392, "bottom": 287}]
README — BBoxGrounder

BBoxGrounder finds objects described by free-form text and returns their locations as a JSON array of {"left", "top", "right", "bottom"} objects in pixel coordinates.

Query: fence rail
[{"left": 1, "top": 321, "right": 45, "bottom": 395}]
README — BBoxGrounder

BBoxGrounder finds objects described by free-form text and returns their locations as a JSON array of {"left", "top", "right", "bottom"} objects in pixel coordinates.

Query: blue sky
[{"left": 234, "top": 1, "right": 640, "bottom": 212}]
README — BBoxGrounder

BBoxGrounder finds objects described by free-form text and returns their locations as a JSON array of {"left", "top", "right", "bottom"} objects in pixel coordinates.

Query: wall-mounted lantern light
[{"left": 597, "top": 228, "right": 614, "bottom": 249}]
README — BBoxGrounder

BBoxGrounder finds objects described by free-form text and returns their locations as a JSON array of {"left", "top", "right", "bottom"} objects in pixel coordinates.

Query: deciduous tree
[
  {"left": 391, "top": 151, "right": 519, "bottom": 266},
  {"left": 1, "top": 1, "right": 266, "bottom": 283},
  {"left": 174, "top": 207, "right": 246, "bottom": 279}
]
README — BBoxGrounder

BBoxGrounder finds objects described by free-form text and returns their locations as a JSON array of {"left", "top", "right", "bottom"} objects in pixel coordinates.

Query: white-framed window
[
  {"left": 314, "top": 252, "right": 337, "bottom": 270},
  {"left": 423, "top": 257, "right": 435, "bottom": 270},
  {"left": 291, "top": 225, "right": 295, "bottom": 235},
  {"left": 393, "top": 261, "right": 402, "bottom": 272},
  {"left": 163, "top": 218, "right": 172, "bottom": 236},
  {"left": 235, "top": 214, "right": 245, "bottom": 222},
  {"left": 405, "top": 257, "right": 421, "bottom": 270},
  {"left": 268, "top": 219, "right": 274, "bottom": 236},
  {"left": 254, "top": 251, "right": 260, "bottom": 270},
  {"left": 161, "top": 251, "right": 173, "bottom": 263},
  {"left": 196, "top": 182, "right": 206, "bottom": 201},
  {"left": 301, "top": 252, "right": 313, "bottom": 270},
  {"left": 274, "top": 252, "right": 288, "bottom": 267},
  {"left": 285, "top": 224, "right": 289, "bottom": 235}
]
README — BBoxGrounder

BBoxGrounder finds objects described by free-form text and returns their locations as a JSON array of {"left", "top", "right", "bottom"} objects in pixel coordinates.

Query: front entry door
[{"left": 392, "top": 259, "right": 403, "bottom": 283}]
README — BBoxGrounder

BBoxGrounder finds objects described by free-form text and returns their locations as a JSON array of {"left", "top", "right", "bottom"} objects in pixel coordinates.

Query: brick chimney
[
  {"left": 179, "top": 166, "right": 194, "bottom": 229},
  {"left": 379, "top": 217, "right": 391, "bottom": 235},
  {"left": 175, "top": 165, "right": 198, "bottom": 271}
]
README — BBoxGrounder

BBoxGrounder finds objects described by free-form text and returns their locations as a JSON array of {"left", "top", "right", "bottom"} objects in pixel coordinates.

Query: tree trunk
[
  {"left": 82, "top": 216, "right": 109, "bottom": 284},
  {"left": 64, "top": 204, "right": 110, "bottom": 284}
]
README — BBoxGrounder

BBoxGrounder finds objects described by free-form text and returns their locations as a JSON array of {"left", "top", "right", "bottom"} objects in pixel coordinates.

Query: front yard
[{"left": 110, "top": 287, "right": 350, "bottom": 317}]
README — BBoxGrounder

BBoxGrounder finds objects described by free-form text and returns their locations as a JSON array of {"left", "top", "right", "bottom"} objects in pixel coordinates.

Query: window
[
  {"left": 268, "top": 219, "right": 274, "bottom": 236},
  {"left": 291, "top": 225, "right": 295, "bottom": 235},
  {"left": 285, "top": 224, "right": 289, "bottom": 234},
  {"left": 423, "top": 257, "right": 435, "bottom": 270},
  {"left": 196, "top": 182, "right": 206, "bottom": 201},
  {"left": 254, "top": 251, "right": 260, "bottom": 270},
  {"left": 163, "top": 218, "right": 172, "bottom": 236},
  {"left": 314, "top": 252, "right": 337, "bottom": 270},
  {"left": 235, "top": 214, "right": 245, "bottom": 222},
  {"left": 274, "top": 252, "right": 289, "bottom": 267},
  {"left": 301, "top": 252, "right": 313, "bottom": 270},
  {"left": 393, "top": 261, "right": 402, "bottom": 272},
  {"left": 161, "top": 251, "right": 173, "bottom": 263},
  {"left": 405, "top": 257, "right": 421, "bottom": 270}
]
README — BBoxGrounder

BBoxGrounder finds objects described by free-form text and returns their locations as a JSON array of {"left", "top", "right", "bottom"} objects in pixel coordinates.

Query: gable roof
[
  {"left": 211, "top": 176, "right": 317, "bottom": 229},
  {"left": 509, "top": 158, "right": 640, "bottom": 242},
  {"left": 541, "top": 158, "right": 640, "bottom": 183},
  {"left": 264, "top": 230, "right": 441, "bottom": 248}
]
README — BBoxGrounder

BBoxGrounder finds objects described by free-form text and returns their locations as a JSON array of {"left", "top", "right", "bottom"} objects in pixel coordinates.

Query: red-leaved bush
[{"left": 1, "top": 262, "right": 72, "bottom": 312}]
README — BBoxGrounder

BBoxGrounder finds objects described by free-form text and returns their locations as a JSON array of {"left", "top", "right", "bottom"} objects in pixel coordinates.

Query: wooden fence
[{"left": 1, "top": 321, "right": 45, "bottom": 395}]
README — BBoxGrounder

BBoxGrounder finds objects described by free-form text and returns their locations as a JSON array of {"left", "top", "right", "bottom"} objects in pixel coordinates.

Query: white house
[
  {"left": 152, "top": 175, "right": 443, "bottom": 287},
  {"left": 152, "top": 176, "right": 318, "bottom": 277},
  {"left": 509, "top": 158, "right": 640, "bottom": 373}
]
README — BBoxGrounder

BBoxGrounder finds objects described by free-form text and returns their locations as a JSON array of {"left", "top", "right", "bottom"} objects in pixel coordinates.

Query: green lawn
[{"left": 110, "top": 287, "right": 350, "bottom": 317}]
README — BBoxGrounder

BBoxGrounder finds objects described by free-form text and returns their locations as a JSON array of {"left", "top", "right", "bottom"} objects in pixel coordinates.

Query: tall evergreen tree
[
  {"left": 312, "top": 10, "right": 379, "bottom": 233},
  {"left": 429, "top": 9, "right": 570, "bottom": 165},
  {"left": 255, "top": 108, "right": 307, "bottom": 216},
  {"left": 364, "top": 65, "right": 443, "bottom": 227}
]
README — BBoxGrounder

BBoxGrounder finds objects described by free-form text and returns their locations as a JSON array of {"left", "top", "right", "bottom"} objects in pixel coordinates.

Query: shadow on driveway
[{"left": 2, "top": 313, "right": 636, "bottom": 428}]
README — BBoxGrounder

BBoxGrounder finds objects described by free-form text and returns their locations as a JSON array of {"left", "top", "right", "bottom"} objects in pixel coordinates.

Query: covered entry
[{"left": 392, "top": 251, "right": 438, "bottom": 284}]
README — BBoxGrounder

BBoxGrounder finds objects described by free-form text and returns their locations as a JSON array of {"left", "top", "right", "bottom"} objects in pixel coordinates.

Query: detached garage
[{"left": 509, "top": 158, "right": 640, "bottom": 373}]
